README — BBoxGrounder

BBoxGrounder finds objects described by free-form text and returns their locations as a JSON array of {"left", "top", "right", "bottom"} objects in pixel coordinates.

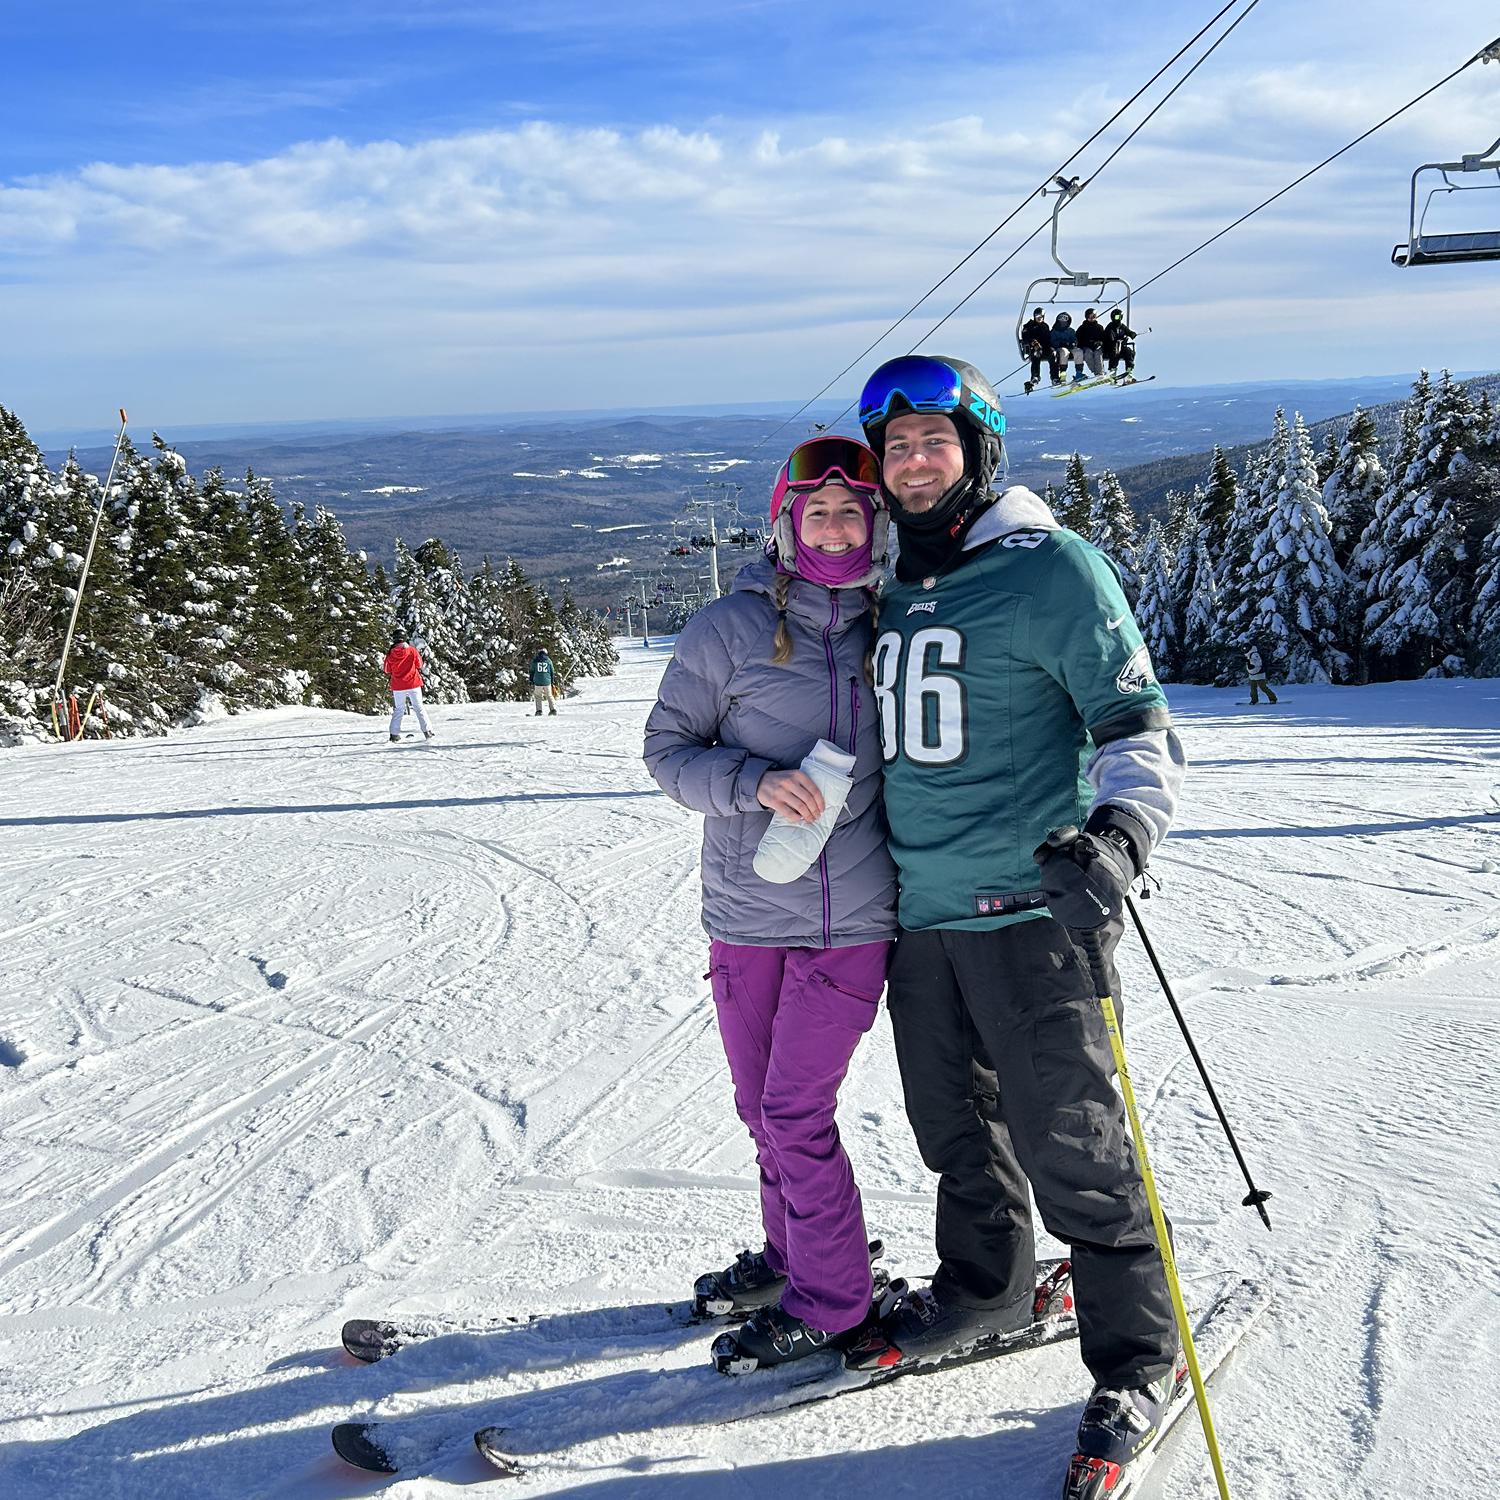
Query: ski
[
  {"left": 341, "top": 1240, "right": 888, "bottom": 1362},
  {"left": 468, "top": 1261, "right": 1082, "bottom": 1477},
  {"left": 1051, "top": 374, "right": 1157, "bottom": 399},
  {"left": 1062, "top": 1275, "right": 1271, "bottom": 1499},
  {"left": 330, "top": 1261, "right": 1071, "bottom": 1476}
]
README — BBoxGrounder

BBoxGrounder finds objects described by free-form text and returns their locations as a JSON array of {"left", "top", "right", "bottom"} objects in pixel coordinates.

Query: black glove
[{"left": 1033, "top": 807, "right": 1151, "bottom": 930}]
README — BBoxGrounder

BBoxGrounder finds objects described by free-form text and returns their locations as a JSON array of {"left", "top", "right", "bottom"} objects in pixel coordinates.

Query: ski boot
[
  {"left": 692, "top": 1238, "right": 884, "bottom": 1319},
  {"left": 1062, "top": 1349, "right": 1188, "bottom": 1498},
  {"left": 711, "top": 1266, "right": 897, "bottom": 1374},
  {"left": 389, "top": 734, "right": 400, "bottom": 742},
  {"left": 1023, "top": 379, "right": 1036, "bottom": 395}
]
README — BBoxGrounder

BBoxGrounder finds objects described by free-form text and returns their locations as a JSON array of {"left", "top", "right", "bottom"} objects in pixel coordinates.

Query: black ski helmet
[
  {"left": 858, "top": 353, "right": 1005, "bottom": 532},
  {"left": 391, "top": 626, "right": 408, "bottom": 644}
]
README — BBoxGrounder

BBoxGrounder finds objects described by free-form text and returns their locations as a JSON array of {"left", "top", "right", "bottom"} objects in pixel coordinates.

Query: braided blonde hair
[{"left": 770, "top": 571, "right": 794, "bottom": 665}]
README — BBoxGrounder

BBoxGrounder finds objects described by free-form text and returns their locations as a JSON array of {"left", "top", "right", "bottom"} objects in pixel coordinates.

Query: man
[
  {"left": 530, "top": 648, "right": 559, "bottom": 715},
  {"left": 1245, "top": 643, "right": 1278, "bottom": 704},
  {"left": 1018, "top": 307, "right": 1057, "bottom": 393},
  {"left": 856, "top": 353, "right": 1187, "bottom": 1495},
  {"left": 1077, "top": 308, "right": 1107, "bottom": 378},
  {"left": 381, "top": 627, "right": 434, "bottom": 742},
  {"left": 1103, "top": 309, "right": 1137, "bottom": 380}
]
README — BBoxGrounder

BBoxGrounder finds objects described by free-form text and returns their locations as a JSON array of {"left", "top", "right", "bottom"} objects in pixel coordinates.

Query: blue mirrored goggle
[{"left": 860, "top": 355, "right": 969, "bottom": 427}]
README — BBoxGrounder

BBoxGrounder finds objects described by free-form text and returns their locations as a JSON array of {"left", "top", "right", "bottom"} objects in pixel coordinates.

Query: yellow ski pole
[
  {"left": 1043, "top": 827, "right": 1234, "bottom": 1500},
  {"left": 1084, "top": 937, "right": 1233, "bottom": 1499}
]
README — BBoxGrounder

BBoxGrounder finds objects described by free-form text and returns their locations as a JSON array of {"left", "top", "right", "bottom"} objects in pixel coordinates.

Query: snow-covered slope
[{"left": 2, "top": 645, "right": 1497, "bottom": 1498}]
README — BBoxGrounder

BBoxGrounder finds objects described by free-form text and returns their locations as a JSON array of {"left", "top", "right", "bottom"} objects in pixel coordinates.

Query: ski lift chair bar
[{"left": 1392, "top": 137, "right": 1500, "bottom": 267}]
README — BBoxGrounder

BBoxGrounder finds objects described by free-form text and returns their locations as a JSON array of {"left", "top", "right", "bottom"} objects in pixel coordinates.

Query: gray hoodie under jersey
[{"left": 643, "top": 554, "right": 898, "bottom": 949}]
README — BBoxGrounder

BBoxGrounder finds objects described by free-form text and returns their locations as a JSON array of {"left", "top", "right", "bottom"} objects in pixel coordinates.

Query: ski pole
[
  {"left": 1125, "top": 892, "right": 1273, "bottom": 1230},
  {"left": 1077, "top": 922, "right": 1235, "bottom": 1500},
  {"left": 1039, "top": 826, "right": 1233, "bottom": 1500}
]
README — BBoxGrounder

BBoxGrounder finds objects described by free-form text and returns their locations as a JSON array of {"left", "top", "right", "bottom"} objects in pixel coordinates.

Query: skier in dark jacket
[
  {"left": 1077, "top": 309, "right": 1107, "bottom": 378},
  {"left": 1103, "top": 309, "right": 1137, "bottom": 378},
  {"left": 1050, "top": 312, "right": 1085, "bottom": 384},
  {"left": 856, "top": 352, "right": 1187, "bottom": 1494},
  {"left": 1019, "top": 309, "right": 1058, "bottom": 392},
  {"left": 644, "top": 435, "right": 897, "bottom": 1371}
]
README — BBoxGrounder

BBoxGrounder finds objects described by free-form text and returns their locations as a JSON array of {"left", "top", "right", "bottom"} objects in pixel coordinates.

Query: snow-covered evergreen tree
[
  {"left": 1322, "top": 407, "right": 1386, "bottom": 570},
  {"left": 1215, "top": 446, "right": 1271, "bottom": 660},
  {"left": 1247, "top": 411, "right": 1348, "bottom": 683},
  {"left": 1057, "top": 453, "right": 1091, "bottom": 532},
  {"left": 1470, "top": 510, "right": 1500, "bottom": 678},
  {"left": 1359, "top": 370, "right": 1480, "bottom": 679},
  {"left": 1201, "top": 445, "right": 1240, "bottom": 563},
  {"left": 298, "top": 506, "right": 389, "bottom": 709},
  {"left": 1086, "top": 470, "right": 1139, "bottom": 599},
  {"left": 390, "top": 537, "right": 470, "bottom": 703},
  {"left": 1179, "top": 533, "right": 1220, "bottom": 682},
  {"left": 1133, "top": 518, "right": 1176, "bottom": 680}
]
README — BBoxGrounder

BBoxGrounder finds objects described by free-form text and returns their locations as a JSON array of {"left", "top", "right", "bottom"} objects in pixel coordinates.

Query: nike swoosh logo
[{"left": 1106, "top": 614, "right": 1127, "bottom": 630}]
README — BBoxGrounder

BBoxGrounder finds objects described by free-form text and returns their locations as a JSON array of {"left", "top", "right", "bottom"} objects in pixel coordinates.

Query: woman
[{"left": 644, "top": 435, "right": 897, "bottom": 1370}]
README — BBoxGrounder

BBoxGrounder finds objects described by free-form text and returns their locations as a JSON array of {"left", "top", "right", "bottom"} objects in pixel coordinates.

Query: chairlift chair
[
  {"left": 1393, "top": 39, "right": 1500, "bottom": 266},
  {"left": 1016, "top": 176, "right": 1133, "bottom": 358},
  {"left": 1391, "top": 133, "right": 1500, "bottom": 266}
]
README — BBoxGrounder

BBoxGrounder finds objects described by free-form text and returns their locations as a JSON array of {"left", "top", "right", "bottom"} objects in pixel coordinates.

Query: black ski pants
[{"left": 886, "top": 915, "right": 1176, "bottom": 1388}]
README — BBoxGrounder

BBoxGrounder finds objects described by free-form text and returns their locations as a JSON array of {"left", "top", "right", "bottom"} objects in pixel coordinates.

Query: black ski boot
[
  {"left": 693, "top": 1248, "right": 785, "bottom": 1318},
  {"left": 712, "top": 1304, "right": 839, "bottom": 1373},
  {"left": 693, "top": 1238, "right": 884, "bottom": 1319},
  {"left": 1063, "top": 1351, "right": 1188, "bottom": 1498},
  {"left": 868, "top": 1282, "right": 1032, "bottom": 1366}
]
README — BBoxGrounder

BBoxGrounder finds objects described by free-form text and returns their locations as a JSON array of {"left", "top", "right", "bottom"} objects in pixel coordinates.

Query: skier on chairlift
[
  {"left": 1103, "top": 310, "right": 1138, "bottom": 381},
  {"left": 1020, "top": 308, "right": 1058, "bottom": 393},
  {"left": 1050, "top": 312, "right": 1086, "bottom": 385},
  {"left": 1077, "top": 309, "right": 1107, "bottom": 379}
]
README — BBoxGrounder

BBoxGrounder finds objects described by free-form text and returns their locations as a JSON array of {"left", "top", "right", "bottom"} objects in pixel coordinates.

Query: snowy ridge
[{"left": 0, "top": 650, "right": 1497, "bottom": 1496}]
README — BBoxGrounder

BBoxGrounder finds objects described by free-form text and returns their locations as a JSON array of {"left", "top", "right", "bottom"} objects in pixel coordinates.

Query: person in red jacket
[{"left": 382, "top": 627, "right": 434, "bottom": 741}]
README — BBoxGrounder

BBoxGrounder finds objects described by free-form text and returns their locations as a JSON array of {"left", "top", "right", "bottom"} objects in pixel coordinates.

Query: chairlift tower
[{"left": 682, "top": 480, "right": 747, "bottom": 601}]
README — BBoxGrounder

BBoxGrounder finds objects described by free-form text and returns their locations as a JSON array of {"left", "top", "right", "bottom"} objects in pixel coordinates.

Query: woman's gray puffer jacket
[{"left": 644, "top": 554, "right": 897, "bottom": 949}]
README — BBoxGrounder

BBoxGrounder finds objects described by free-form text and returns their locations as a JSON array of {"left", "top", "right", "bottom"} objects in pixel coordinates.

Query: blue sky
[{"left": 3, "top": 1, "right": 1497, "bottom": 433}]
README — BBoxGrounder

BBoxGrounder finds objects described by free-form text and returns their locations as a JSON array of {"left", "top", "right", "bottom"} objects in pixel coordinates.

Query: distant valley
[{"left": 48, "top": 373, "right": 1482, "bottom": 612}]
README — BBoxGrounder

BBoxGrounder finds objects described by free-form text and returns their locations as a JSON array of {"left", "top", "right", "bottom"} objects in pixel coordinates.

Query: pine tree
[
  {"left": 242, "top": 473, "right": 317, "bottom": 703},
  {"left": 1086, "top": 470, "right": 1139, "bottom": 598},
  {"left": 299, "top": 506, "right": 389, "bottom": 709},
  {"left": 1201, "top": 446, "right": 1240, "bottom": 563},
  {"left": 391, "top": 537, "right": 471, "bottom": 702},
  {"left": 1179, "top": 533, "right": 1220, "bottom": 682},
  {"left": 1214, "top": 446, "right": 1273, "bottom": 672},
  {"left": 1470, "top": 508, "right": 1500, "bottom": 678},
  {"left": 1133, "top": 518, "right": 1176, "bottom": 680},
  {"left": 1360, "top": 370, "right": 1480, "bottom": 678},
  {"left": 1246, "top": 411, "right": 1348, "bottom": 683},
  {"left": 1057, "top": 453, "right": 1092, "bottom": 532},
  {"left": 1322, "top": 408, "right": 1386, "bottom": 570}
]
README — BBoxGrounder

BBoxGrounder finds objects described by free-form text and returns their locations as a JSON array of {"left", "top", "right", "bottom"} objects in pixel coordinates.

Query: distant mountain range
[{"left": 45, "top": 371, "right": 1495, "bottom": 612}]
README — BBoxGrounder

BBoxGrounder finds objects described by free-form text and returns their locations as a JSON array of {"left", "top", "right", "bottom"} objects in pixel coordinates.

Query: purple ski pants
[{"left": 707, "top": 938, "right": 891, "bottom": 1332}]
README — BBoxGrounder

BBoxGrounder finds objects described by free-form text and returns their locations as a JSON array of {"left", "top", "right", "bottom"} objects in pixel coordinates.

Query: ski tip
[
  {"left": 473, "top": 1426, "right": 526, "bottom": 1476},
  {"left": 331, "top": 1422, "right": 399, "bottom": 1473},
  {"left": 340, "top": 1319, "right": 395, "bottom": 1362}
]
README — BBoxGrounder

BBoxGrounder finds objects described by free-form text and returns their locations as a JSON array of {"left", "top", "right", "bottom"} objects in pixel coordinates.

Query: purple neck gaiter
[{"left": 788, "top": 491, "right": 876, "bottom": 587}]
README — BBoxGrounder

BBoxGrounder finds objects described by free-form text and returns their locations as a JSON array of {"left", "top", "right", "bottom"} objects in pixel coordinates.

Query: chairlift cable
[
  {"left": 913, "top": 0, "right": 1262, "bottom": 354},
  {"left": 1133, "top": 39, "right": 1500, "bottom": 297},
  {"left": 980, "top": 34, "right": 1499, "bottom": 396},
  {"left": 752, "top": 0, "right": 1256, "bottom": 452}
]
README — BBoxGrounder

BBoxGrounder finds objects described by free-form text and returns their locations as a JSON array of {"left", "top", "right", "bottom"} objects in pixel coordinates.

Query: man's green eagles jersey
[{"left": 875, "top": 525, "right": 1170, "bottom": 931}]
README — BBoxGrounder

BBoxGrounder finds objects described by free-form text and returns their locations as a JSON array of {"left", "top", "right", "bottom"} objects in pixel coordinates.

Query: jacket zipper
[{"left": 819, "top": 594, "right": 839, "bottom": 948}]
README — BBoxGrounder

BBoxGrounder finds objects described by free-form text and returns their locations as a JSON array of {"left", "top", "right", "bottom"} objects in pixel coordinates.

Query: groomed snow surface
[{"left": 3, "top": 643, "right": 1498, "bottom": 1499}]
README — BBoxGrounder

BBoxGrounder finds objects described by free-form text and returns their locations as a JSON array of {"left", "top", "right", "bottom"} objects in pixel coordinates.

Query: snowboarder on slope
[
  {"left": 644, "top": 435, "right": 898, "bottom": 1368},
  {"left": 857, "top": 353, "right": 1187, "bottom": 1490},
  {"left": 1245, "top": 644, "right": 1278, "bottom": 704},
  {"left": 530, "top": 650, "right": 558, "bottom": 715},
  {"left": 382, "top": 628, "right": 434, "bottom": 741}
]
